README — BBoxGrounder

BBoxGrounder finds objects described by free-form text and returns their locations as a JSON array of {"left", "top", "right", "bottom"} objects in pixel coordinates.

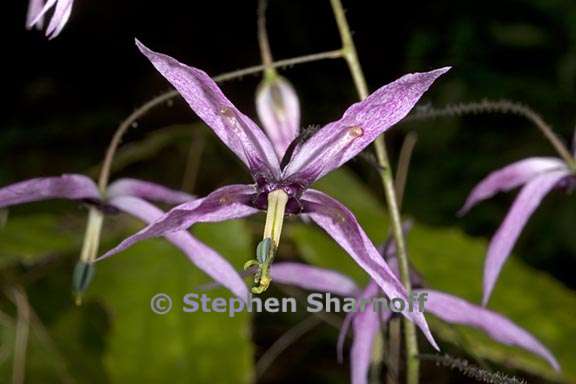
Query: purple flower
[
  {"left": 459, "top": 156, "right": 575, "bottom": 305},
  {"left": 101, "top": 39, "right": 449, "bottom": 347},
  {"left": 256, "top": 74, "right": 300, "bottom": 158},
  {"left": 0, "top": 175, "right": 250, "bottom": 300},
  {"left": 26, "top": 0, "right": 74, "bottom": 39},
  {"left": 270, "top": 258, "right": 560, "bottom": 384}
]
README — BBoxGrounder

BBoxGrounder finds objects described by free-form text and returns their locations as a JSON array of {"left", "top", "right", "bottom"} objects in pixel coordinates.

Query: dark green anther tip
[
  {"left": 256, "top": 238, "right": 272, "bottom": 264},
  {"left": 72, "top": 261, "right": 95, "bottom": 303}
]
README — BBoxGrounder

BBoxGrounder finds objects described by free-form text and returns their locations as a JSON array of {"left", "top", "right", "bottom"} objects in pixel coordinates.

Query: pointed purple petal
[
  {"left": 99, "top": 184, "right": 258, "bottom": 261},
  {"left": 459, "top": 157, "right": 567, "bottom": 215},
  {"left": 483, "top": 170, "right": 569, "bottom": 305},
  {"left": 29, "top": 0, "right": 56, "bottom": 28},
  {"left": 351, "top": 302, "right": 380, "bottom": 384},
  {"left": 136, "top": 40, "right": 281, "bottom": 179},
  {"left": 270, "top": 262, "right": 359, "bottom": 296},
  {"left": 283, "top": 67, "right": 450, "bottom": 185},
  {"left": 107, "top": 178, "right": 194, "bottom": 205},
  {"left": 45, "top": 0, "right": 73, "bottom": 39},
  {"left": 302, "top": 189, "right": 438, "bottom": 350},
  {"left": 421, "top": 289, "right": 560, "bottom": 370},
  {"left": 0, "top": 175, "right": 99, "bottom": 208},
  {"left": 256, "top": 75, "right": 300, "bottom": 158},
  {"left": 108, "top": 196, "right": 249, "bottom": 301}
]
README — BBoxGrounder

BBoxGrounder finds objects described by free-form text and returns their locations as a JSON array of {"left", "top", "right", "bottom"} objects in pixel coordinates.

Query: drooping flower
[
  {"left": 26, "top": 0, "right": 74, "bottom": 39},
  {"left": 100, "top": 39, "right": 449, "bottom": 347},
  {"left": 0, "top": 175, "right": 249, "bottom": 300},
  {"left": 459, "top": 154, "right": 575, "bottom": 305},
  {"left": 269, "top": 248, "right": 560, "bottom": 384}
]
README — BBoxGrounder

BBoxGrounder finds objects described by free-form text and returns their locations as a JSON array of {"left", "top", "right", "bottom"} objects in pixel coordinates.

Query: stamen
[
  {"left": 244, "top": 190, "right": 289, "bottom": 294},
  {"left": 74, "top": 208, "right": 103, "bottom": 304}
]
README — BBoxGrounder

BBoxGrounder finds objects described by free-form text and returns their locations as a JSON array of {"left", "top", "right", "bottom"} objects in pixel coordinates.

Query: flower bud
[{"left": 256, "top": 75, "right": 300, "bottom": 158}]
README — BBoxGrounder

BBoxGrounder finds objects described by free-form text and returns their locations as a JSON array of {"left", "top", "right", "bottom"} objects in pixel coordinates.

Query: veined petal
[
  {"left": 483, "top": 169, "right": 569, "bottom": 305},
  {"left": 256, "top": 75, "right": 300, "bottom": 158},
  {"left": 108, "top": 196, "right": 249, "bottom": 301},
  {"left": 0, "top": 175, "right": 99, "bottom": 208},
  {"left": 136, "top": 40, "right": 281, "bottom": 179},
  {"left": 269, "top": 262, "right": 359, "bottom": 296},
  {"left": 283, "top": 68, "right": 450, "bottom": 186},
  {"left": 26, "top": 0, "right": 45, "bottom": 29},
  {"left": 302, "top": 189, "right": 438, "bottom": 350},
  {"left": 421, "top": 289, "right": 560, "bottom": 371},
  {"left": 459, "top": 157, "right": 567, "bottom": 215},
  {"left": 351, "top": 302, "right": 380, "bottom": 384},
  {"left": 107, "top": 178, "right": 194, "bottom": 205},
  {"left": 99, "top": 184, "right": 258, "bottom": 260}
]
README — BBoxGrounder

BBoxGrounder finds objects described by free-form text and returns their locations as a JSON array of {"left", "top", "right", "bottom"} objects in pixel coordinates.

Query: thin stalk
[
  {"left": 11, "top": 288, "right": 30, "bottom": 384},
  {"left": 329, "top": 1, "right": 420, "bottom": 383},
  {"left": 96, "top": 49, "right": 343, "bottom": 192},
  {"left": 257, "top": 0, "right": 275, "bottom": 77}
]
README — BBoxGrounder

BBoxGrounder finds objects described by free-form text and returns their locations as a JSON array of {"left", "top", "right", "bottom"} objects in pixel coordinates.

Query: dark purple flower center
[{"left": 251, "top": 174, "right": 305, "bottom": 214}]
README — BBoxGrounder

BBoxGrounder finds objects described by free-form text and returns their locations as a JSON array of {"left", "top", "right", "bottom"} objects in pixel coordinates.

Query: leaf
[
  {"left": 289, "top": 169, "right": 576, "bottom": 381},
  {"left": 88, "top": 219, "right": 254, "bottom": 384},
  {"left": 0, "top": 213, "right": 82, "bottom": 268}
]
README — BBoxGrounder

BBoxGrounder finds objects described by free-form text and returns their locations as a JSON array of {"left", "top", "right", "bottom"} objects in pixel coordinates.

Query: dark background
[{"left": 1, "top": 0, "right": 575, "bottom": 382}]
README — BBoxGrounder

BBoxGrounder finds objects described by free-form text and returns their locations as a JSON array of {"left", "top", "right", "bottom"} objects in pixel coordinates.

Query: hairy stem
[
  {"left": 406, "top": 99, "right": 576, "bottom": 169},
  {"left": 96, "top": 49, "right": 343, "bottom": 192},
  {"left": 329, "top": 0, "right": 420, "bottom": 383}
]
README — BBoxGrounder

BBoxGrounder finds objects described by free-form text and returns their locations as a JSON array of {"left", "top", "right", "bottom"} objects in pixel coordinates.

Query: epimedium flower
[
  {"left": 100, "top": 39, "right": 449, "bottom": 347},
  {"left": 269, "top": 244, "right": 561, "bottom": 384},
  {"left": 0, "top": 175, "right": 250, "bottom": 301},
  {"left": 459, "top": 154, "right": 576, "bottom": 305},
  {"left": 26, "top": 0, "right": 74, "bottom": 39}
]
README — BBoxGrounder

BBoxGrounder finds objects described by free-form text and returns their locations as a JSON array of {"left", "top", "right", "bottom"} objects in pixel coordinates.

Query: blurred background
[{"left": 1, "top": 0, "right": 575, "bottom": 383}]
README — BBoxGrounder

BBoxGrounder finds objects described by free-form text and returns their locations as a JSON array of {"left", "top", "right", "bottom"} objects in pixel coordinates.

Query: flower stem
[
  {"left": 329, "top": 0, "right": 420, "bottom": 383},
  {"left": 257, "top": 0, "right": 275, "bottom": 77},
  {"left": 96, "top": 49, "right": 343, "bottom": 193}
]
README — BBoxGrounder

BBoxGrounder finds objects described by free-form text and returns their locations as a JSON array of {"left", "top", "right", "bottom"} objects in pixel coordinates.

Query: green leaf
[
  {"left": 289, "top": 169, "right": 576, "bottom": 381},
  {"left": 88, "top": 219, "right": 254, "bottom": 384},
  {"left": 0, "top": 213, "right": 82, "bottom": 268}
]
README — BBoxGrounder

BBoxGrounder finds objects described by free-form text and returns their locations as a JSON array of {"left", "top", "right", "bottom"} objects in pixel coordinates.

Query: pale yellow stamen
[
  {"left": 79, "top": 208, "right": 104, "bottom": 263},
  {"left": 263, "top": 189, "right": 289, "bottom": 248}
]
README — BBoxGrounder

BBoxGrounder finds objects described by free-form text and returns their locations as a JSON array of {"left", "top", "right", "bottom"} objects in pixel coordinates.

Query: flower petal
[
  {"left": 269, "top": 262, "right": 359, "bottom": 296},
  {"left": 45, "top": 0, "right": 73, "bottom": 39},
  {"left": 351, "top": 302, "right": 380, "bottom": 384},
  {"left": 99, "top": 184, "right": 258, "bottom": 260},
  {"left": 108, "top": 196, "right": 249, "bottom": 301},
  {"left": 136, "top": 40, "right": 281, "bottom": 179},
  {"left": 256, "top": 75, "right": 300, "bottom": 158},
  {"left": 0, "top": 175, "right": 99, "bottom": 208},
  {"left": 26, "top": 0, "right": 45, "bottom": 29},
  {"left": 483, "top": 169, "right": 569, "bottom": 305},
  {"left": 107, "top": 178, "right": 194, "bottom": 205},
  {"left": 283, "top": 67, "right": 450, "bottom": 186},
  {"left": 459, "top": 157, "right": 567, "bottom": 215},
  {"left": 420, "top": 289, "right": 560, "bottom": 371},
  {"left": 302, "top": 189, "right": 438, "bottom": 349}
]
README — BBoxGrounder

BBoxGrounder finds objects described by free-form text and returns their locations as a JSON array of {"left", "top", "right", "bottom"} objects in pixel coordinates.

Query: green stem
[{"left": 329, "top": 1, "right": 420, "bottom": 383}]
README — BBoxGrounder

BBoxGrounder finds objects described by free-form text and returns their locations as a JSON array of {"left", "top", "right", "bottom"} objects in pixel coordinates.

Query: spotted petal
[
  {"left": 100, "top": 184, "right": 258, "bottom": 260},
  {"left": 283, "top": 67, "right": 450, "bottom": 186},
  {"left": 483, "top": 169, "right": 569, "bottom": 305},
  {"left": 459, "top": 157, "right": 567, "bottom": 215},
  {"left": 421, "top": 289, "right": 560, "bottom": 370},
  {"left": 270, "top": 262, "right": 359, "bottom": 296},
  {"left": 107, "top": 178, "right": 194, "bottom": 205},
  {"left": 302, "top": 189, "right": 438, "bottom": 350},
  {"left": 0, "top": 174, "right": 99, "bottom": 208},
  {"left": 108, "top": 196, "right": 248, "bottom": 300},
  {"left": 137, "top": 40, "right": 281, "bottom": 180}
]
